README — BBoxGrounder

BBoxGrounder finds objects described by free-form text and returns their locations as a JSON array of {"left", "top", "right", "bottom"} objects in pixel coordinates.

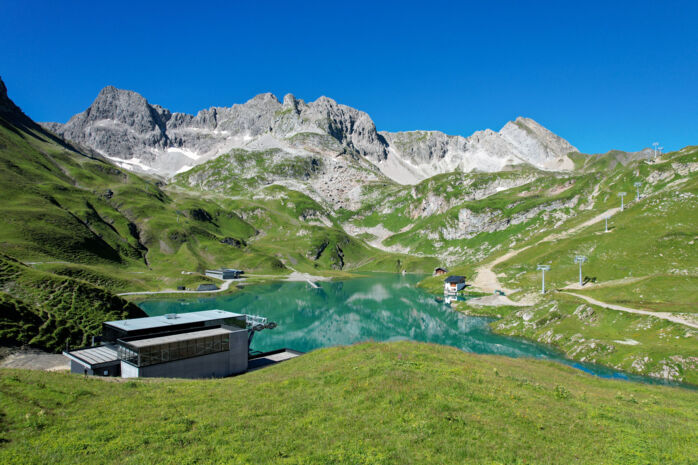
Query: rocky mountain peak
[
  {"left": 84, "top": 86, "right": 157, "bottom": 126},
  {"left": 39, "top": 85, "right": 580, "bottom": 183},
  {"left": 245, "top": 92, "right": 280, "bottom": 107},
  {"left": 282, "top": 93, "right": 303, "bottom": 113}
]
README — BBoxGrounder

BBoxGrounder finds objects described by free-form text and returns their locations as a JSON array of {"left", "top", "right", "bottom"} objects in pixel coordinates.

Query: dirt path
[
  {"left": 117, "top": 279, "right": 238, "bottom": 296},
  {"left": 470, "top": 208, "right": 619, "bottom": 293},
  {"left": 541, "top": 208, "right": 619, "bottom": 242},
  {"left": 471, "top": 247, "right": 531, "bottom": 293},
  {"left": 563, "top": 276, "right": 645, "bottom": 291},
  {"left": 0, "top": 348, "right": 69, "bottom": 371},
  {"left": 562, "top": 292, "right": 698, "bottom": 329}
]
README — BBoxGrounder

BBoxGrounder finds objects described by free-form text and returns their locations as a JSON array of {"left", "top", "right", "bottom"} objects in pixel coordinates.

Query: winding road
[
  {"left": 117, "top": 279, "right": 238, "bottom": 296},
  {"left": 471, "top": 208, "right": 619, "bottom": 293},
  {"left": 469, "top": 207, "right": 698, "bottom": 329},
  {"left": 561, "top": 292, "right": 698, "bottom": 329}
]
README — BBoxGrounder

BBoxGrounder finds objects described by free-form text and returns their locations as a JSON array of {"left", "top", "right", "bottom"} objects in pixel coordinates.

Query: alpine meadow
[{"left": 1, "top": 2, "right": 697, "bottom": 463}]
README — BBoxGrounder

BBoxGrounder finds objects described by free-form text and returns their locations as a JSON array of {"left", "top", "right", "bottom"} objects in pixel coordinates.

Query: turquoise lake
[{"left": 138, "top": 273, "right": 680, "bottom": 385}]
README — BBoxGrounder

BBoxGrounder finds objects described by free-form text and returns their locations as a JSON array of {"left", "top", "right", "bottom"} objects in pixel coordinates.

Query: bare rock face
[
  {"left": 50, "top": 86, "right": 170, "bottom": 161},
  {"left": 41, "top": 85, "right": 579, "bottom": 185},
  {"left": 376, "top": 118, "right": 578, "bottom": 183},
  {"left": 498, "top": 117, "right": 577, "bottom": 170}
]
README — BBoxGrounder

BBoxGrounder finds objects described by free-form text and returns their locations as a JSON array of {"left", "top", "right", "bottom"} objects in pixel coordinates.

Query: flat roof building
[
  {"left": 65, "top": 310, "right": 252, "bottom": 379},
  {"left": 102, "top": 309, "right": 245, "bottom": 341},
  {"left": 118, "top": 327, "right": 248, "bottom": 379},
  {"left": 205, "top": 268, "right": 243, "bottom": 280}
]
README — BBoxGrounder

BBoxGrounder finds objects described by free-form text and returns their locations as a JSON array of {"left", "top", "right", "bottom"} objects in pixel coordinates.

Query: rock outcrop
[{"left": 43, "top": 86, "right": 579, "bottom": 184}]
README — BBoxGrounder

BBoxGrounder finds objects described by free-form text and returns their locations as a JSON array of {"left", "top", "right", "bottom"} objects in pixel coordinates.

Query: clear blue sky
[{"left": 1, "top": 0, "right": 696, "bottom": 153}]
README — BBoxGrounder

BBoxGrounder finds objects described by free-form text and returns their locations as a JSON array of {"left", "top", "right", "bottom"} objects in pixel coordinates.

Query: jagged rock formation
[
  {"left": 43, "top": 86, "right": 579, "bottom": 184},
  {"left": 378, "top": 118, "right": 577, "bottom": 183}
]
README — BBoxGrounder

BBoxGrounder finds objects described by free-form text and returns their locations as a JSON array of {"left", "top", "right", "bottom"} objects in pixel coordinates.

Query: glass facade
[
  {"left": 222, "top": 317, "right": 247, "bottom": 329},
  {"left": 118, "top": 333, "right": 230, "bottom": 368}
]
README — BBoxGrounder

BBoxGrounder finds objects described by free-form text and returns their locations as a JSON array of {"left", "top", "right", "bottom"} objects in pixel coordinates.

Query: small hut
[{"left": 444, "top": 275, "right": 466, "bottom": 294}]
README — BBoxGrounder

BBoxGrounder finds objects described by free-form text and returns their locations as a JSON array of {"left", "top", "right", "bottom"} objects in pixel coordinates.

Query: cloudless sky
[{"left": 1, "top": 0, "right": 696, "bottom": 153}]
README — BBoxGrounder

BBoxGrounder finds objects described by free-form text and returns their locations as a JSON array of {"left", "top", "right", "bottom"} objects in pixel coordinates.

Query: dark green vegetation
[
  {"left": 1, "top": 342, "right": 697, "bottom": 464},
  {"left": 0, "top": 253, "right": 144, "bottom": 352}
]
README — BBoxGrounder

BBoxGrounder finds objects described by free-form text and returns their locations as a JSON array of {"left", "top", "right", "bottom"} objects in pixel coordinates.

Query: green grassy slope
[
  {"left": 496, "top": 147, "right": 698, "bottom": 310},
  {"left": 0, "top": 89, "right": 435, "bottom": 353},
  {"left": 421, "top": 148, "right": 698, "bottom": 383},
  {"left": 0, "top": 253, "right": 144, "bottom": 352},
  {"left": 455, "top": 294, "right": 698, "bottom": 385},
  {"left": 0, "top": 106, "right": 436, "bottom": 295},
  {"left": 1, "top": 342, "right": 696, "bottom": 464}
]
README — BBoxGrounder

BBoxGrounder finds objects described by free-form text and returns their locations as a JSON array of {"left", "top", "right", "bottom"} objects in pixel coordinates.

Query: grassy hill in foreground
[{"left": 1, "top": 342, "right": 696, "bottom": 464}]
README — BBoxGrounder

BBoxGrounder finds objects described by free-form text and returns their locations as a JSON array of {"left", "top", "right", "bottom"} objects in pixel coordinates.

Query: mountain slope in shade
[{"left": 43, "top": 87, "right": 579, "bottom": 184}]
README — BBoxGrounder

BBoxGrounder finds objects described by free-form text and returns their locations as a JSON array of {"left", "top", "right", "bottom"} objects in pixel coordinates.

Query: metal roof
[
  {"left": 104, "top": 310, "right": 244, "bottom": 332},
  {"left": 64, "top": 345, "right": 119, "bottom": 367},
  {"left": 124, "top": 327, "right": 235, "bottom": 349},
  {"left": 444, "top": 275, "right": 466, "bottom": 283}
]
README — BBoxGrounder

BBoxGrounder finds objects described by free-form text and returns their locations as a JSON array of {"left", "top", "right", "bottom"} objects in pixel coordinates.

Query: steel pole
[
  {"left": 579, "top": 262, "right": 583, "bottom": 286},
  {"left": 541, "top": 270, "right": 545, "bottom": 294}
]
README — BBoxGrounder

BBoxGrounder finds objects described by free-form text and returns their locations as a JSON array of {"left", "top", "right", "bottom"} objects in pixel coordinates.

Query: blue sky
[{"left": 1, "top": 0, "right": 696, "bottom": 153}]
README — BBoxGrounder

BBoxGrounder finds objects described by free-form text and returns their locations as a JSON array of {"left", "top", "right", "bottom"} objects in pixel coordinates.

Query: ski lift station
[{"left": 63, "top": 310, "right": 287, "bottom": 379}]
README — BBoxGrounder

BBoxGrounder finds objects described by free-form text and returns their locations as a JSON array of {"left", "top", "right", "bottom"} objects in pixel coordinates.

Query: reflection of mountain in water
[
  {"left": 140, "top": 274, "right": 559, "bottom": 359},
  {"left": 139, "top": 274, "right": 688, "bottom": 385}
]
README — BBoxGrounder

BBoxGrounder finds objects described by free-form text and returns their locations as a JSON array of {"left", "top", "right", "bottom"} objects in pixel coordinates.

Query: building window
[{"left": 119, "top": 333, "right": 230, "bottom": 368}]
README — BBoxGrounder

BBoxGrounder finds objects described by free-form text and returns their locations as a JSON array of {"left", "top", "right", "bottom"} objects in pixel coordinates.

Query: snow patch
[
  {"left": 166, "top": 147, "right": 201, "bottom": 160},
  {"left": 614, "top": 339, "right": 641, "bottom": 346},
  {"left": 104, "top": 156, "right": 155, "bottom": 171}
]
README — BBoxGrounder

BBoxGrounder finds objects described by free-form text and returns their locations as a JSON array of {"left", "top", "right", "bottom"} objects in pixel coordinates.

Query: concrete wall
[
  {"left": 121, "top": 361, "right": 139, "bottom": 378},
  {"left": 121, "top": 329, "right": 248, "bottom": 379},
  {"left": 70, "top": 360, "right": 120, "bottom": 377}
]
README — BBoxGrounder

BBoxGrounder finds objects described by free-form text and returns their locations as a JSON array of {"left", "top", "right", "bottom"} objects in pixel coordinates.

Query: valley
[
  {"left": 1, "top": 75, "right": 696, "bottom": 386},
  {"left": 2, "top": 0, "right": 697, "bottom": 462}
]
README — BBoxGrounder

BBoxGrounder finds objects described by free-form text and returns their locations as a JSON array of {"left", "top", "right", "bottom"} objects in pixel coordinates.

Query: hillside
[
  {"left": 486, "top": 146, "right": 697, "bottom": 308},
  {"left": 0, "top": 77, "right": 436, "bottom": 286},
  {"left": 0, "top": 77, "right": 440, "bottom": 351},
  {"left": 0, "top": 253, "right": 144, "bottom": 352},
  {"left": 1, "top": 74, "right": 695, "bottom": 384},
  {"left": 1, "top": 342, "right": 696, "bottom": 464},
  {"left": 418, "top": 147, "right": 698, "bottom": 383}
]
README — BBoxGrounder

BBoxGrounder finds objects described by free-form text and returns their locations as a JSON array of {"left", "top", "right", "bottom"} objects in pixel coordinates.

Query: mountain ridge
[{"left": 42, "top": 86, "right": 579, "bottom": 184}]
